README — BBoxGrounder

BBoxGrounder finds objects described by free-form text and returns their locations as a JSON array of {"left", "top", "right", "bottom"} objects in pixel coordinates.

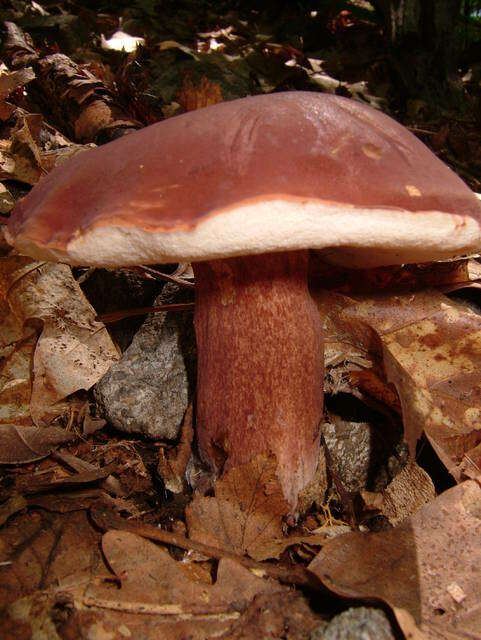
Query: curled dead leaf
[{"left": 0, "top": 257, "right": 119, "bottom": 424}]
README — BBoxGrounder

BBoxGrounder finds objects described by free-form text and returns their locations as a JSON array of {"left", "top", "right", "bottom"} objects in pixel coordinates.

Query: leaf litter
[
  {"left": 0, "top": 2, "right": 481, "bottom": 639},
  {"left": 312, "top": 284, "right": 481, "bottom": 482},
  {"left": 309, "top": 481, "right": 481, "bottom": 640},
  {"left": 0, "top": 256, "right": 119, "bottom": 424},
  {"left": 186, "top": 454, "right": 289, "bottom": 562}
]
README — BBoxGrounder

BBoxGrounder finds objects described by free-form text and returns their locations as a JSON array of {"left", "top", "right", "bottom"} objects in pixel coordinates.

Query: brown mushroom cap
[{"left": 7, "top": 92, "right": 481, "bottom": 268}]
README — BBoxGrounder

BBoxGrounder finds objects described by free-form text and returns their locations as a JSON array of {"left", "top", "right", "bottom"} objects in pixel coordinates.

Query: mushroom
[{"left": 7, "top": 92, "right": 481, "bottom": 508}]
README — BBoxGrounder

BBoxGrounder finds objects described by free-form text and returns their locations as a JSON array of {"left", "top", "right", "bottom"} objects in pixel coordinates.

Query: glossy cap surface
[{"left": 7, "top": 92, "right": 481, "bottom": 267}]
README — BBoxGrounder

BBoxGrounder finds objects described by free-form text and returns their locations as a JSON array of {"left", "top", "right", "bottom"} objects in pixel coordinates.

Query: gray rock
[
  {"left": 310, "top": 607, "right": 395, "bottom": 640},
  {"left": 322, "top": 417, "right": 407, "bottom": 495},
  {"left": 95, "top": 283, "right": 196, "bottom": 439}
]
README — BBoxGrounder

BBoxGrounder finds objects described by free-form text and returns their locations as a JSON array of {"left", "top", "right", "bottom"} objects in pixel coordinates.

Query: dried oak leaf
[
  {"left": 186, "top": 455, "right": 288, "bottom": 561},
  {"left": 85, "top": 530, "right": 285, "bottom": 615},
  {"left": 0, "top": 256, "right": 119, "bottom": 424},
  {"left": 309, "top": 481, "right": 481, "bottom": 640}
]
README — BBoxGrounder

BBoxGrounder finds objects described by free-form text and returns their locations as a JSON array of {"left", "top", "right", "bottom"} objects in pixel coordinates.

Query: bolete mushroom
[{"left": 7, "top": 92, "right": 481, "bottom": 508}]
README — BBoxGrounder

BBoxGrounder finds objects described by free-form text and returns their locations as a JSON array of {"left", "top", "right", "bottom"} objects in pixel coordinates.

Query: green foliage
[
  {"left": 462, "top": 0, "right": 481, "bottom": 17},
  {"left": 461, "top": 2, "right": 481, "bottom": 51}
]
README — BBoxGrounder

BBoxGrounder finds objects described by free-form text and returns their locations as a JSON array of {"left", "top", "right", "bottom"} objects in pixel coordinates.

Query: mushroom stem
[{"left": 193, "top": 250, "right": 323, "bottom": 508}]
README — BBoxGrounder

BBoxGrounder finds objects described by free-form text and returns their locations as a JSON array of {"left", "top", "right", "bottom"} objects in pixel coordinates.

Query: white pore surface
[{"left": 16, "top": 198, "right": 481, "bottom": 268}]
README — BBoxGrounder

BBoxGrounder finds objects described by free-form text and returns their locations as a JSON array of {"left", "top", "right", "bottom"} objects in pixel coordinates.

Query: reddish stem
[{"left": 194, "top": 250, "right": 323, "bottom": 508}]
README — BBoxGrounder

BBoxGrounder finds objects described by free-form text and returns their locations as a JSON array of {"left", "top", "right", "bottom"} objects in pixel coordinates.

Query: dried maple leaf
[
  {"left": 186, "top": 455, "right": 289, "bottom": 561},
  {"left": 309, "top": 481, "right": 481, "bottom": 640}
]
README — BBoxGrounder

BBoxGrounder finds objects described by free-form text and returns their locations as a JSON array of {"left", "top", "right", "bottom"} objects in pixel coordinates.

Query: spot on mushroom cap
[{"left": 7, "top": 92, "right": 481, "bottom": 267}]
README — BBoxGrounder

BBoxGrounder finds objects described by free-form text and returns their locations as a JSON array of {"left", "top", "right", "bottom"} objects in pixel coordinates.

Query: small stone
[
  {"left": 322, "top": 412, "right": 407, "bottom": 495},
  {"left": 95, "top": 283, "right": 196, "bottom": 440},
  {"left": 310, "top": 607, "right": 395, "bottom": 640},
  {"left": 322, "top": 420, "right": 375, "bottom": 494}
]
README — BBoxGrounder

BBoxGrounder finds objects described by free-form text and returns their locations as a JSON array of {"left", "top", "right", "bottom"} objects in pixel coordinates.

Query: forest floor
[{"left": 0, "top": 1, "right": 481, "bottom": 639}]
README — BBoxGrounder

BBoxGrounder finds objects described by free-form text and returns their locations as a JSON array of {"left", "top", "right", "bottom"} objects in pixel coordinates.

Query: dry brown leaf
[
  {"left": 309, "top": 481, "right": 481, "bottom": 640},
  {"left": 0, "top": 111, "right": 89, "bottom": 186},
  {"left": 85, "top": 530, "right": 285, "bottom": 615},
  {"left": 314, "top": 288, "right": 481, "bottom": 479},
  {"left": 311, "top": 256, "right": 481, "bottom": 295},
  {"left": 178, "top": 74, "right": 223, "bottom": 112},
  {"left": 381, "top": 461, "right": 435, "bottom": 525},
  {"left": 315, "top": 289, "right": 375, "bottom": 399},
  {"left": 7, "top": 586, "right": 322, "bottom": 640},
  {"left": 157, "top": 403, "right": 193, "bottom": 493},
  {"left": 89, "top": 504, "right": 314, "bottom": 588},
  {"left": 52, "top": 449, "right": 126, "bottom": 497},
  {"left": 0, "top": 494, "right": 27, "bottom": 526},
  {"left": 0, "top": 257, "right": 119, "bottom": 424},
  {"left": 0, "top": 66, "right": 35, "bottom": 121},
  {"left": 3, "top": 22, "right": 38, "bottom": 68},
  {"left": 0, "top": 424, "right": 75, "bottom": 464},
  {"left": 217, "top": 590, "right": 324, "bottom": 639},
  {"left": 186, "top": 455, "right": 289, "bottom": 561},
  {"left": 0, "top": 183, "right": 15, "bottom": 213},
  {"left": 7, "top": 114, "right": 46, "bottom": 185},
  {"left": 26, "top": 488, "right": 109, "bottom": 513},
  {"left": 33, "top": 52, "right": 140, "bottom": 143},
  {"left": 251, "top": 532, "right": 328, "bottom": 561},
  {"left": 9, "top": 595, "right": 236, "bottom": 640},
  {"left": 0, "top": 509, "right": 101, "bottom": 609},
  {"left": 16, "top": 464, "right": 116, "bottom": 495},
  {"left": 0, "top": 293, "right": 36, "bottom": 425}
]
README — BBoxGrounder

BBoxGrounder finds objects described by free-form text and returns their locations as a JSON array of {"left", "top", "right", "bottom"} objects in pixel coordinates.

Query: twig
[
  {"left": 96, "top": 302, "right": 195, "bottom": 324},
  {"left": 89, "top": 505, "right": 321, "bottom": 589},
  {"left": 133, "top": 265, "right": 195, "bottom": 288}
]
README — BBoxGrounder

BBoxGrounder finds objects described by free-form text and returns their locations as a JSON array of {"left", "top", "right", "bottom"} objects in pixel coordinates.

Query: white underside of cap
[{"left": 17, "top": 198, "right": 481, "bottom": 268}]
